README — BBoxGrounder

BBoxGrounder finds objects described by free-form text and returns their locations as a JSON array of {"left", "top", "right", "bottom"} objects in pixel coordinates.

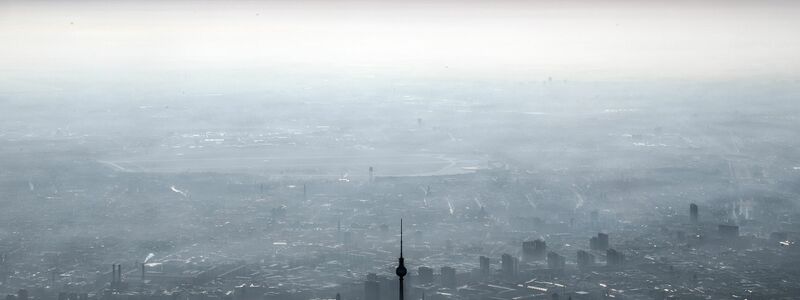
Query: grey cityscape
[{"left": 1, "top": 1, "right": 800, "bottom": 299}]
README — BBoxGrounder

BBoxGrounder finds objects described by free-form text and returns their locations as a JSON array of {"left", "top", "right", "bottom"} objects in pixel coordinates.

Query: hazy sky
[{"left": 1, "top": 0, "right": 799, "bottom": 80}]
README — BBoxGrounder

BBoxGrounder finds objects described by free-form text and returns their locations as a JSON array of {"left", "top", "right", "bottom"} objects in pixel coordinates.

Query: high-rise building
[
  {"left": 522, "top": 241, "right": 534, "bottom": 261},
  {"left": 417, "top": 267, "right": 434, "bottom": 284},
  {"left": 576, "top": 250, "right": 595, "bottom": 269},
  {"left": 590, "top": 233, "right": 609, "bottom": 251},
  {"left": 479, "top": 256, "right": 490, "bottom": 276},
  {"left": 690, "top": 203, "right": 699, "bottom": 224},
  {"left": 598, "top": 233, "right": 609, "bottom": 249},
  {"left": 606, "top": 249, "right": 624, "bottom": 267},
  {"left": 523, "top": 239, "right": 547, "bottom": 261},
  {"left": 501, "top": 254, "right": 518, "bottom": 280},
  {"left": 546, "top": 252, "right": 565, "bottom": 269},
  {"left": 440, "top": 266, "right": 456, "bottom": 289}
]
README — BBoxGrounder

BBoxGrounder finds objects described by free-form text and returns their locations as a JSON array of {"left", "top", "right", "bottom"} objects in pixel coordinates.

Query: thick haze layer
[
  {"left": 1, "top": 0, "right": 799, "bottom": 80},
  {"left": 2, "top": 2, "right": 800, "bottom": 299}
]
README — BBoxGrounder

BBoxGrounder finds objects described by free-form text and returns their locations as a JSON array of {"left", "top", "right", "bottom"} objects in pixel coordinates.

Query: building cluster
[{"left": 2, "top": 170, "right": 800, "bottom": 300}]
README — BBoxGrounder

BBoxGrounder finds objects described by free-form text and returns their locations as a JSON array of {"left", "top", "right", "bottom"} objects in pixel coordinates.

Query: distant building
[
  {"left": 606, "top": 249, "right": 624, "bottom": 267},
  {"left": 690, "top": 203, "right": 699, "bottom": 224},
  {"left": 369, "top": 166, "right": 374, "bottom": 183},
  {"left": 418, "top": 267, "right": 434, "bottom": 284},
  {"left": 523, "top": 239, "right": 547, "bottom": 261},
  {"left": 546, "top": 252, "right": 565, "bottom": 269},
  {"left": 718, "top": 224, "right": 739, "bottom": 239},
  {"left": 576, "top": 250, "right": 595, "bottom": 269},
  {"left": 440, "top": 266, "right": 456, "bottom": 289},
  {"left": 479, "top": 256, "right": 490, "bottom": 276},
  {"left": 590, "top": 233, "right": 609, "bottom": 251},
  {"left": 501, "top": 254, "right": 518, "bottom": 280}
]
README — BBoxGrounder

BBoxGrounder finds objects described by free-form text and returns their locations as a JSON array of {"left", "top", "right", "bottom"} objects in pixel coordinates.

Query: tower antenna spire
[{"left": 395, "top": 218, "right": 407, "bottom": 300}]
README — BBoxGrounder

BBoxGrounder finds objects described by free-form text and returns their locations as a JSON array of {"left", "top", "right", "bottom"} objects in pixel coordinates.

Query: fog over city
[{"left": 1, "top": 1, "right": 800, "bottom": 299}]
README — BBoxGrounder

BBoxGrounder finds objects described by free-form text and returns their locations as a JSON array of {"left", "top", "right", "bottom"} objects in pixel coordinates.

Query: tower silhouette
[
  {"left": 369, "top": 166, "right": 375, "bottom": 183},
  {"left": 395, "top": 219, "right": 407, "bottom": 300}
]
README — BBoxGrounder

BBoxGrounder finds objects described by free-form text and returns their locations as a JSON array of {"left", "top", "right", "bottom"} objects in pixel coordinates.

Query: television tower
[
  {"left": 395, "top": 219, "right": 407, "bottom": 300},
  {"left": 369, "top": 166, "right": 374, "bottom": 183}
]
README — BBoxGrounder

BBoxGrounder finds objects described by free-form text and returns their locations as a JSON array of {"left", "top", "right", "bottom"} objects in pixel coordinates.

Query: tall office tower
[
  {"left": 522, "top": 241, "right": 535, "bottom": 261},
  {"left": 576, "top": 250, "right": 595, "bottom": 269},
  {"left": 546, "top": 252, "right": 565, "bottom": 269},
  {"left": 365, "top": 280, "right": 380, "bottom": 300},
  {"left": 440, "top": 267, "right": 456, "bottom": 289},
  {"left": 533, "top": 239, "right": 547, "bottom": 259},
  {"left": 598, "top": 233, "right": 609, "bottom": 250},
  {"left": 590, "top": 233, "right": 609, "bottom": 251},
  {"left": 501, "top": 254, "right": 518, "bottom": 280},
  {"left": 417, "top": 267, "right": 434, "bottom": 284},
  {"left": 606, "top": 249, "right": 624, "bottom": 267},
  {"left": 479, "top": 256, "right": 490, "bottom": 276},
  {"left": 690, "top": 203, "right": 699, "bottom": 224},
  {"left": 395, "top": 220, "right": 407, "bottom": 300},
  {"left": 590, "top": 210, "right": 599, "bottom": 229},
  {"left": 523, "top": 239, "right": 547, "bottom": 261}
]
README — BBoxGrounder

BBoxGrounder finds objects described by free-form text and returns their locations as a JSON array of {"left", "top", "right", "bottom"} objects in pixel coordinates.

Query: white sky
[{"left": 1, "top": 0, "right": 799, "bottom": 80}]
